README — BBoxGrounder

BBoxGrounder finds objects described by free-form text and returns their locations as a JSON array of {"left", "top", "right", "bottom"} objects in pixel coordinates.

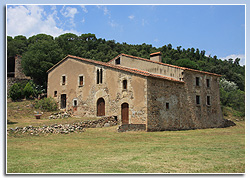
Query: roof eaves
[
  {"left": 47, "top": 55, "right": 70, "bottom": 73},
  {"left": 49, "top": 55, "right": 183, "bottom": 83},
  {"left": 183, "top": 68, "right": 222, "bottom": 77}
]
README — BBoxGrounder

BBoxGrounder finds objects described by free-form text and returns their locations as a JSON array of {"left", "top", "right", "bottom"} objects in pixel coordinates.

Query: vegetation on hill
[{"left": 7, "top": 33, "right": 245, "bottom": 115}]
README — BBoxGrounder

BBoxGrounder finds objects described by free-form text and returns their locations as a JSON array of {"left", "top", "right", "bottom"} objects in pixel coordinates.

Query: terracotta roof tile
[{"left": 150, "top": 51, "right": 162, "bottom": 56}]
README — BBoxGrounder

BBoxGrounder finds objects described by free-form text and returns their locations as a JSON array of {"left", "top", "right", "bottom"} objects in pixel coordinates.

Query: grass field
[{"left": 7, "top": 100, "right": 245, "bottom": 173}]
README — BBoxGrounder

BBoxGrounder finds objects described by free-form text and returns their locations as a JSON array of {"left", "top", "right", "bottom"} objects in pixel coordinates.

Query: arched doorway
[
  {"left": 121, "top": 103, "right": 129, "bottom": 124},
  {"left": 97, "top": 98, "right": 105, "bottom": 116}
]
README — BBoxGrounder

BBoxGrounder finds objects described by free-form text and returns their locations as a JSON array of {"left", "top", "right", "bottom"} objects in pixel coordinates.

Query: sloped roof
[
  {"left": 47, "top": 55, "right": 184, "bottom": 83},
  {"left": 108, "top": 53, "right": 222, "bottom": 77}
]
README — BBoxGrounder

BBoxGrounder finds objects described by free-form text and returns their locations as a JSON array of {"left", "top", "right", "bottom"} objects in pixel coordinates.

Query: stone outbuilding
[
  {"left": 47, "top": 52, "right": 224, "bottom": 131},
  {"left": 7, "top": 55, "right": 30, "bottom": 95}
]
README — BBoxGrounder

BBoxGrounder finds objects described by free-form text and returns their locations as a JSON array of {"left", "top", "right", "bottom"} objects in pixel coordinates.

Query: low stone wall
[
  {"left": 79, "top": 116, "right": 118, "bottom": 128},
  {"left": 7, "top": 116, "right": 118, "bottom": 136},
  {"left": 117, "top": 124, "right": 146, "bottom": 132}
]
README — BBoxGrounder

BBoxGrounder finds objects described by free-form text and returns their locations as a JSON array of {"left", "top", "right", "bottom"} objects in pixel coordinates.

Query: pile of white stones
[
  {"left": 7, "top": 123, "right": 84, "bottom": 136},
  {"left": 49, "top": 111, "right": 71, "bottom": 119}
]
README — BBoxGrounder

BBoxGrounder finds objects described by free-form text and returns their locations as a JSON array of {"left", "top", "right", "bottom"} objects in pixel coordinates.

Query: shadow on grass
[{"left": 7, "top": 120, "right": 18, "bottom": 125}]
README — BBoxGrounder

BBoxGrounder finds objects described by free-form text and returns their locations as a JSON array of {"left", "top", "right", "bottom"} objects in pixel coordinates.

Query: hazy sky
[{"left": 7, "top": 5, "right": 245, "bottom": 65}]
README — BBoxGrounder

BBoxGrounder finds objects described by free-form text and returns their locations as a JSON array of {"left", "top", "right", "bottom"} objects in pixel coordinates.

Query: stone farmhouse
[{"left": 47, "top": 52, "right": 224, "bottom": 131}]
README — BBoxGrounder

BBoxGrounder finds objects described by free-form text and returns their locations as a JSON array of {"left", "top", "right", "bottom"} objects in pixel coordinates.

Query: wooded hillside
[{"left": 7, "top": 33, "right": 245, "bottom": 114}]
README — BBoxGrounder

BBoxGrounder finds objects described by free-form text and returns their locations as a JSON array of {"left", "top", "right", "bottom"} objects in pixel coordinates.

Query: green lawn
[
  {"left": 7, "top": 99, "right": 245, "bottom": 173},
  {"left": 7, "top": 121, "right": 245, "bottom": 173}
]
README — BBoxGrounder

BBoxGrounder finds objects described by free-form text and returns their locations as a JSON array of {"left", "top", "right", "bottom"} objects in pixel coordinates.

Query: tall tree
[{"left": 21, "top": 39, "right": 64, "bottom": 85}]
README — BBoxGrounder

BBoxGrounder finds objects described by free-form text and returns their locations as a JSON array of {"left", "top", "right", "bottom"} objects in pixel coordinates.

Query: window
[
  {"left": 100, "top": 68, "right": 103, "bottom": 84},
  {"left": 166, "top": 103, "right": 169, "bottom": 110},
  {"left": 196, "top": 77, "right": 200, "bottom": 86},
  {"left": 97, "top": 68, "right": 103, "bottom": 84},
  {"left": 123, "top": 79, "right": 127, "bottom": 89},
  {"left": 73, "top": 99, "right": 78, "bottom": 107},
  {"left": 206, "top": 79, "right": 210, "bottom": 88},
  {"left": 62, "top": 75, "right": 66, "bottom": 85},
  {"left": 115, "top": 57, "right": 120, "bottom": 65},
  {"left": 207, "top": 96, "right": 211, "bottom": 106},
  {"left": 196, "top": 95, "right": 200, "bottom": 105},
  {"left": 54, "top": 91, "right": 57, "bottom": 97},
  {"left": 97, "top": 69, "right": 100, "bottom": 84},
  {"left": 79, "top": 76, "right": 84, "bottom": 86}
]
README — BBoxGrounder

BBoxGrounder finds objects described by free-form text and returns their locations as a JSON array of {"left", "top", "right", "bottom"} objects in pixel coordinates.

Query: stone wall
[
  {"left": 117, "top": 124, "right": 146, "bottom": 132},
  {"left": 146, "top": 77, "right": 187, "bottom": 131},
  {"left": 146, "top": 71, "right": 224, "bottom": 131},
  {"left": 7, "top": 116, "right": 118, "bottom": 136},
  {"left": 183, "top": 70, "right": 224, "bottom": 128},
  {"left": 7, "top": 55, "right": 30, "bottom": 95},
  {"left": 14, "top": 55, "right": 30, "bottom": 79}
]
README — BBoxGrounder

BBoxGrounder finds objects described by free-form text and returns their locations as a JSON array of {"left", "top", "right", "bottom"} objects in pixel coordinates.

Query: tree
[
  {"left": 234, "top": 58, "right": 240, "bottom": 66},
  {"left": 28, "top": 34, "right": 54, "bottom": 44},
  {"left": 22, "top": 39, "right": 64, "bottom": 85},
  {"left": 55, "top": 33, "right": 79, "bottom": 56},
  {"left": 7, "top": 35, "right": 28, "bottom": 57},
  {"left": 175, "top": 58, "right": 199, "bottom": 69}
]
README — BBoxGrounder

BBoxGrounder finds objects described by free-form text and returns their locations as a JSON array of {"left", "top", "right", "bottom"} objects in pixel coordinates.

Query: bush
[
  {"left": 34, "top": 97, "right": 58, "bottom": 111},
  {"left": 9, "top": 83, "right": 23, "bottom": 101},
  {"left": 23, "top": 82, "right": 34, "bottom": 99}
]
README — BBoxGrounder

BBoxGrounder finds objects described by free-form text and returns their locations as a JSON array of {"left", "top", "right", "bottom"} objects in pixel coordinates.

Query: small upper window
[
  {"left": 206, "top": 79, "right": 210, "bottom": 88},
  {"left": 166, "top": 103, "right": 169, "bottom": 110},
  {"left": 97, "top": 69, "right": 100, "bottom": 84},
  {"left": 79, "top": 76, "right": 84, "bottom": 86},
  {"left": 73, "top": 99, "right": 78, "bottom": 107},
  {"left": 54, "top": 91, "right": 57, "bottom": 97},
  {"left": 196, "top": 95, "right": 200, "bottom": 105},
  {"left": 196, "top": 77, "right": 200, "bottom": 86},
  {"left": 115, "top": 57, "right": 120, "bottom": 65},
  {"left": 97, "top": 68, "right": 103, "bottom": 84},
  {"left": 100, "top": 69, "right": 103, "bottom": 84},
  {"left": 207, "top": 96, "right": 211, "bottom": 106},
  {"left": 123, "top": 79, "right": 127, "bottom": 89},
  {"left": 62, "top": 75, "right": 66, "bottom": 85}
]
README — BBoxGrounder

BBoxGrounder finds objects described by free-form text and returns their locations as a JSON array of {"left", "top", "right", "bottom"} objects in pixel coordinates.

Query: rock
[
  {"left": 96, "top": 123, "right": 101, "bottom": 128},
  {"left": 104, "top": 123, "right": 110, "bottom": 127}
]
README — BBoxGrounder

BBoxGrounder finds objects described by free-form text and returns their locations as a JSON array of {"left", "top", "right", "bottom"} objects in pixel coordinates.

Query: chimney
[{"left": 150, "top": 52, "right": 162, "bottom": 62}]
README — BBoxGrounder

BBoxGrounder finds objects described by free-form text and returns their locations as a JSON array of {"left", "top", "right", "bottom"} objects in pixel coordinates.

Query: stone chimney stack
[{"left": 150, "top": 52, "right": 162, "bottom": 62}]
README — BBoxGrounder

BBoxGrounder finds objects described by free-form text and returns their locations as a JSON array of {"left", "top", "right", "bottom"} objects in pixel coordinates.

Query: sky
[{"left": 6, "top": 4, "right": 245, "bottom": 65}]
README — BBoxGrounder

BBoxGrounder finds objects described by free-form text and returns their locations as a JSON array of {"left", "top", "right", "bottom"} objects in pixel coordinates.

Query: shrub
[
  {"left": 9, "top": 83, "right": 23, "bottom": 101},
  {"left": 23, "top": 82, "right": 34, "bottom": 99},
  {"left": 34, "top": 97, "right": 58, "bottom": 111}
]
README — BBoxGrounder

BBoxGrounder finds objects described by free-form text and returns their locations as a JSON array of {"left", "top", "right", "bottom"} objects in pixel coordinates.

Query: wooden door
[
  {"left": 121, "top": 103, "right": 129, "bottom": 124},
  {"left": 61, "top": 94, "right": 66, "bottom": 109},
  {"left": 97, "top": 98, "right": 105, "bottom": 116}
]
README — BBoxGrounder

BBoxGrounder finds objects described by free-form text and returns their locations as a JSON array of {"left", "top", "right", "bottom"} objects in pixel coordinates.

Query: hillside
[{"left": 7, "top": 33, "right": 245, "bottom": 115}]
